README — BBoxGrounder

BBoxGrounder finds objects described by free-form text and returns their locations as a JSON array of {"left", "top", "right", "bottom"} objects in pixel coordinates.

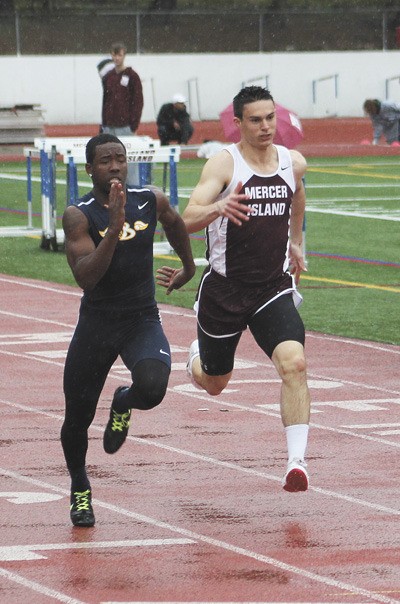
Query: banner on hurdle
[
  {"left": 33, "top": 135, "right": 159, "bottom": 154},
  {"left": 64, "top": 146, "right": 181, "bottom": 208},
  {"left": 32, "top": 136, "right": 181, "bottom": 253}
]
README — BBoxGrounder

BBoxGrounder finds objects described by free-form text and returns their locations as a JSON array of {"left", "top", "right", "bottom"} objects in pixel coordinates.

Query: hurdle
[
  {"left": 24, "top": 147, "right": 38, "bottom": 230},
  {"left": 63, "top": 145, "right": 180, "bottom": 206},
  {"left": 63, "top": 145, "right": 181, "bottom": 253},
  {"left": 22, "top": 145, "right": 59, "bottom": 250},
  {"left": 30, "top": 136, "right": 181, "bottom": 251}
]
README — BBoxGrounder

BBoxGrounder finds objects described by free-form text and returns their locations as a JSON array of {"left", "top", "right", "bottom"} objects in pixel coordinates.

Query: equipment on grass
[{"left": 26, "top": 137, "right": 180, "bottom": 253}]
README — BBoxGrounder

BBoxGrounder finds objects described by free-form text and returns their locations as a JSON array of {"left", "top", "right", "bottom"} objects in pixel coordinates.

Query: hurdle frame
[{"left": 31, "top": 136, "right": 180, "bottom": 251}]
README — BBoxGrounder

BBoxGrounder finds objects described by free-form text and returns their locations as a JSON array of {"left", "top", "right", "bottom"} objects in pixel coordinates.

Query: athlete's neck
[{"left": 237, "top": 142, "right": 278, "bottom": 175}]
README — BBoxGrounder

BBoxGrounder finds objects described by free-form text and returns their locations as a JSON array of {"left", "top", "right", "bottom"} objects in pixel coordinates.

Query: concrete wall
[{"left": 1, "top": 51, "right": 400, "bottom": 124}]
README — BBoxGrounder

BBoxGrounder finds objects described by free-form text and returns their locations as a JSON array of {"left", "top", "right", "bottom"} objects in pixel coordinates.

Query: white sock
[{"left": 285, "top": 424, "right": 309, "bottom": 463}]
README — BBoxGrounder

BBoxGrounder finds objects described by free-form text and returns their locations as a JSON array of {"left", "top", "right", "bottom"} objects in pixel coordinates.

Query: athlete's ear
[{"left": 85, "top": 163, "right": 93, "bottom": 177}]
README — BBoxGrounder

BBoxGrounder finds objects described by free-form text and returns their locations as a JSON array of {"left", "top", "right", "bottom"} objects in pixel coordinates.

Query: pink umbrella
[{"left": 219, "top": 102, "right": 303, "bottom": 149}]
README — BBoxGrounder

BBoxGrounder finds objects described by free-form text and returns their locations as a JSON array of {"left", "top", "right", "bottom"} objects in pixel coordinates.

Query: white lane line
[
  {"left": 306, "top": 207, "right": 400, "bottom": 221},
  {"left": 0, "top": 491, "right": 62, "bottom": 504},
  {"left": 1, "top": 276, "right": 399, "bottom": 356},
  {"left": 0, "top": 539, "right": 195, "bottom": 561},
  {"left": 0, "top": 275, "right": 81, "bottom": 296},
  {"left": 307, "top": 183, "right": 400, "bottom": 188},
  {"left": 0, "top": 566, "right": 85, "bottom": 604},
  {"left": 0, "top": 465, "right": 398, "bottom": 604},
  {"left": 1, "top": 398, "right": 400, "bottom": 514}
]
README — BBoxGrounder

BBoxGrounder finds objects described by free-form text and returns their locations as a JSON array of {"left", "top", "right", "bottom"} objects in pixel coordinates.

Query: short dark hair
[
  {"left": 85, "top": 133, "right": 126, "bottom": 164},
  {"left": 233, "top": 86, "right": 274, "bottom": 119},
  {"left": 111, "top": 41, "right": 127, "bottom": 54}
]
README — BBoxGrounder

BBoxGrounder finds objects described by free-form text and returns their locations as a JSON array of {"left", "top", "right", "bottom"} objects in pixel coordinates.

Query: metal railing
[{"left": 1, "top": 8, "right": 399, "bottom": 55}]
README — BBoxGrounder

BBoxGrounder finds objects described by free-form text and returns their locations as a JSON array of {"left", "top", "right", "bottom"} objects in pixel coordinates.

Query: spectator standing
[
  {"left": 157, "top": 94, "right": 194, "bottom": 145},
  {"left": 101, "top": 42, "right": 144, "bottom": 184},
  {"left": 363, "top": 99, "right": 400, "bottom": 145}
]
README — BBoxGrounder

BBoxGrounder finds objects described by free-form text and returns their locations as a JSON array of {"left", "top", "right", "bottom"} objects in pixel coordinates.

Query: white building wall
[{"left": 1, "top": 51, "right": 399, "bottom": 124}]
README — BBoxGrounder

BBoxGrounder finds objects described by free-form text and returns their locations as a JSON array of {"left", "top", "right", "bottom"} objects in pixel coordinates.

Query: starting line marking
[
  {"left": 0, "top": 538, "right": 195, "bottom": 561},
  {"left": 0, "top": 492, "right": 62, "bottom": 504}
]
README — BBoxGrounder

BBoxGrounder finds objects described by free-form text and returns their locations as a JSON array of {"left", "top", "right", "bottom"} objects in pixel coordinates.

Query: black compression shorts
[{"left": 197, "top": 293, "right": 305, "bottom": 376}]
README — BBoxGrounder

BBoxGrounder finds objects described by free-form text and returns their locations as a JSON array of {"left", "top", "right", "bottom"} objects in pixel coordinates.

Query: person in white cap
[{"left": 156, "top": 93, "right": 194, "bottom": 145}]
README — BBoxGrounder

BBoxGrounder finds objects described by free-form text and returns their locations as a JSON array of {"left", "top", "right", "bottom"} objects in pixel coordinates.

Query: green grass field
[{"left": 0, "top": 155, "right": 399, "bottom": 346}]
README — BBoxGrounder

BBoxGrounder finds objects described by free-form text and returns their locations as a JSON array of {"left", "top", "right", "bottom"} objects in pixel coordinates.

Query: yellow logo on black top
[{"left": 99, "top": 221, "right": 149, "bottom": 241}]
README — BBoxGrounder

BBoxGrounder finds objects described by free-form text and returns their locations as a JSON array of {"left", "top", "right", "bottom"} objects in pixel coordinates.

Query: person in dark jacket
[
  {"left": 156, "top": 94, "right": 194, "bottom": 145},
  {"left": 101, "top": 42, "right": 144, "bottom": 185},
  {"left": 101, "top": 42, "right": 143, "bottom": 136}
]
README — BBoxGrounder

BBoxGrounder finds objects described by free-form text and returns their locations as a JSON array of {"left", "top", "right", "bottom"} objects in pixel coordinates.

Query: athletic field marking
[
  {"left": 0, "top": 309, "right": 75, "bottom": 329},
  {"left": 0, "top": 566, "right": 85, "bottom": 604},
  {"left": 0, "top": 172, "right": 92, "bottom": 190},
  {"left": 308, "top": 195, "right": 400, "bottom": 202},
  {"left": 0, "top": 275, "right": 81, "bottom": 296},
  {"left": 1, "top": 341, "right": 399, "bottom": 399},
  {"left": 306, "top": 207, "right": 400, "bottom": 221},
  {"left": 301, "top": 274, "right": 400, "bottom": 293},
  {"left": 343, "top": 423, "right": 400, "bottom": 429},
  {"left": 308, "top": 167, "right": 400, "bottom": 180},
  {"left": 1, "top": 275, "right": 399, "bottom": 354},
  {"left": 0, "top": 465, "right": 397, "bottom": 604},
  {"left": 0, "top": 332, "right": 72, "bottom": 345},
  {"left": 1, "top": 393, "right": 400, "bottom": 496},
  {"left": 307, "top": 182, "right": 400, "bottom": 188},
  {"left": 257, "top": 398, "right": 400, "bottom": 413},
  {"left": 0, "top": 539, "right": 195, "bottom": 562},
  {"left": 176, "top": 190, "right": 400, "bottom": 221},
  {"left": 0, "top": 492, "right": 62, "bottom": 504}
]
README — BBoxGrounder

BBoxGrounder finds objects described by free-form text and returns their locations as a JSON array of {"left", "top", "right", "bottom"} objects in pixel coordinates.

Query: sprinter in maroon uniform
[{"left": 181, "top": 86, "right": 311, "bottom": 493}]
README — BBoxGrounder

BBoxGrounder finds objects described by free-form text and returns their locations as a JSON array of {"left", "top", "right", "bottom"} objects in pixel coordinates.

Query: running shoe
[
  {"left": 282, "top": 458, "right": 309, "bottom": 492},
  {"left": 103, "top": 387, "right": 131, "bottom": 454},
  {"left": 186, "top": 339, "right": 202, "bottom": 389},
  {"left": 70, "top": 489, "right": 95, "bottom": 527}
]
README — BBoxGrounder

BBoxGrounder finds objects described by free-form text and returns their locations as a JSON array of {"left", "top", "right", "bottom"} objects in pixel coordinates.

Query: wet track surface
[{"left": 0, "top": 274, "right": 399, "bottom": 603}]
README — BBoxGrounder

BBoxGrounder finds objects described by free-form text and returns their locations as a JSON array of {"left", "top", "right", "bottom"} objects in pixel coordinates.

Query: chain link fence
[{"left": 1, "top": 8, "right": 399, "bottom": 55}]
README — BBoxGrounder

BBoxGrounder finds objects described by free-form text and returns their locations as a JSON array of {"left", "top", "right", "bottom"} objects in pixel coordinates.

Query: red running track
[{"left": 0, "top": 273, "right": 399, "bottom": 604}]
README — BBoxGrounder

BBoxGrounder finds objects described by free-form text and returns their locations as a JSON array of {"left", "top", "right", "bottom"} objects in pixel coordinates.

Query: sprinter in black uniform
[
  {"left": 181, "top": 86, "right": 311, "bottom": 493},
  {"left": 61, "top": 133, "right": 195, "bottom": 527}
]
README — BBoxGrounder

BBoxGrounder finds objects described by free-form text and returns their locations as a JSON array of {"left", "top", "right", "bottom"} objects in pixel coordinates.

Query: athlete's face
[
  {"left": 86, "top": 142, "right": 128, "bottom": 193},
  {"left": 234, "top": 99, "right": 276, "bottom": 148}
]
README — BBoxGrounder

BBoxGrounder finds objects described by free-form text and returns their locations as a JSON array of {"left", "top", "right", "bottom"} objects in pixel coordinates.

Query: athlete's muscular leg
[
  {"left": 191, "top": 358, "right": 231, "bottom": 396},
  {"left": 113, "top": 358, "right": 171, "bottom": 412},
  {"left": 61, "top": 316, "right": 117, "bottom": 474},
  {"left": 271, "top": 340, "right": 310, "bottom": 427},
  {"left": 248, "top": 294, "right": 310, "bottom": 427},
  {"left": 193, "top": 328, "right": 241, "bottom": 395}
]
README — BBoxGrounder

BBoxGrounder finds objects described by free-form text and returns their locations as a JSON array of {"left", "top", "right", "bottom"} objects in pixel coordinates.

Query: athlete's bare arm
[
  {"left": 151, "top": 187, "right": 196, "bottom": 295},
  {"left": 62, "top": 181, "right": 125, "bottom": 291},
  {"left": 288, "top": 149, "right": 307, "bottom": 284},
  {"left": 182, "top": 151, "right": 250, "bottom": 233}
]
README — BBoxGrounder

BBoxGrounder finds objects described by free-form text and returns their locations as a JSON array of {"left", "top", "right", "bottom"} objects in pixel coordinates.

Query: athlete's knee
[
  {"left": 138, "top": 380, "right": 168, "bottom": 409},
  {"left": 131, "top": 359, "right": 170, "bottom": 410},
  {"left": 62, "top": 401, "right": 96, "bottom": 433},
  {"left": 272, "top": 342, "right": 307, "bottom": 382}
]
